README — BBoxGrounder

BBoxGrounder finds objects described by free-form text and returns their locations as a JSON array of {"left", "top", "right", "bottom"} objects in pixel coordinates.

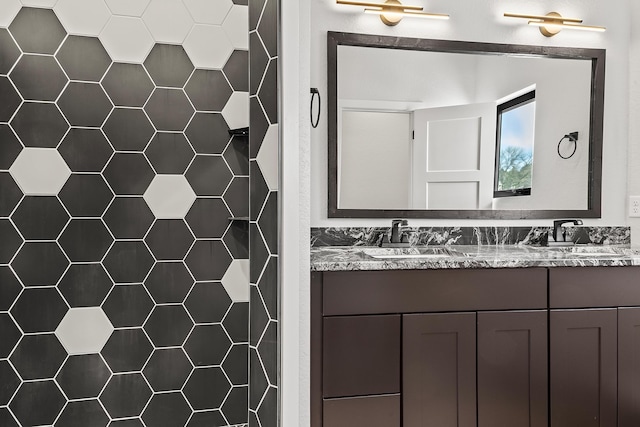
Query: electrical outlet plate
[{"left": 630, "top": 196, "right": 640, "bottom": 217}]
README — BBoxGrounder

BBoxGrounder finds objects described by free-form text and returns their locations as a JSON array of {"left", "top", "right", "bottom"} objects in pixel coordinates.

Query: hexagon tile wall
[
  {"left": 0, "top": 1, "right": 252, "bottom": 426},
  {"left": 248, "top": 0, "right": 279, "bottom": 426}
]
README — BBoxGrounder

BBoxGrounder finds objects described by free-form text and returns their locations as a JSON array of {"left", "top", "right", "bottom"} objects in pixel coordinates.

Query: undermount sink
[{"left": 361, "top": 247, "right": 453, "bottom": 259}]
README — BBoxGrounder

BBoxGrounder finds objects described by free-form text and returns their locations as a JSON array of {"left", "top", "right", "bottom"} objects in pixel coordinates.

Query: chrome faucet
[
  {"left": 549, "top": 219, "right": 583, "bottom": 246},
  {"left": 380, "top": 219, "right": 410, "bottom": 247}
]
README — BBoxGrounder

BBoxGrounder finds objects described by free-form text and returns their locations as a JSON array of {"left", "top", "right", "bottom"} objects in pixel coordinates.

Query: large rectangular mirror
[{"left": 328, "top": 32, "right": 605, "bottom": 219}]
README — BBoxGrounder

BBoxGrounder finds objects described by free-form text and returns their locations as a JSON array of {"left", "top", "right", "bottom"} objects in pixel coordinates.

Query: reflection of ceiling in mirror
[{"left": 337, "top": 45, "right": 592, "bottom": 110}]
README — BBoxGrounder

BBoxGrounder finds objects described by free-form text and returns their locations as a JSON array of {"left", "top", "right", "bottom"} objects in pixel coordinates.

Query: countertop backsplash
[{"left": 310, "top": 226, "right": 631, "bottom": 248}]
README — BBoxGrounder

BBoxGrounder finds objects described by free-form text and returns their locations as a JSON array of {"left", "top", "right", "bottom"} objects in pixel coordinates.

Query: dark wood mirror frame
[{"left": 327, "top": 31, "right": 605, "bottom": 219}]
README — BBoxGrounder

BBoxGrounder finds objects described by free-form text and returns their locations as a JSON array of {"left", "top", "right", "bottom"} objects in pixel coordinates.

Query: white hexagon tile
[
  {"left": 256, "top": 124, "right": 279, "bottom": 191},
  {"left": 20, "top": 0, "right": 58, "bottom": 6},
  {"left": 223, "top": 5, "right": 249, "bottom": 50},
  {"left": 104, "top": 0, "right": 151, "bottom": 17},
  {"left": 142, "top": 0, "right": 193, "bottom": 43},
  {"left": 222, "top": 91, "right": 249, "bottom": 130},
  {"left": 222, "top": 259, "right": 250, "bottom": 302},
  {"left": 9, "top": 148, "right": 71, "bottom": 195},
  {"left": 144, "top": 175, "right": 197, "bottom": 219},
  {"left": 183, "top": 0, "right": 233, "bottom": 25},
  {"left": 0, "top": 0, "right": 21, "bottom": 27},
  {"left": 55, "top": 308, "right": 114, "bottom": 355},
  {"left": 99, "top": 16, "right": 154, "bottom": 62},
  {"left": 54, "top": 0, "right": 111, "bottom": 36},
  {"left": 184, "top": 24, "right": 233, "bottom": 69}
]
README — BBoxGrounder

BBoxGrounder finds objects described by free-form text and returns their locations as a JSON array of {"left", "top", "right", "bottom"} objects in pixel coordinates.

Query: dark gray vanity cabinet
[{"left": 312, "top": 266, "right": 640, "bottom": 427}]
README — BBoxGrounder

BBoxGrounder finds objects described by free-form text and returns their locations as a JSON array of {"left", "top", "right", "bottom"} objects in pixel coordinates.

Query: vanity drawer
[
  {"left": 323, "top": 395, "right": 400, "bottom": 427},
  {"left": 323, "top": 315, "right": 400, "bottom": 398},
  {"left": 550, "top": 266, "right": 640, "bottom": 308},
  {"left": 323, "top": 268, "right": 547, "bottom": 316}
]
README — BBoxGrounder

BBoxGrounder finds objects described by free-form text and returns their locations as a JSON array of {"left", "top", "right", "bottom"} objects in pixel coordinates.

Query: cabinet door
[
  {"left": 477, "top": 311, "right": 548, "bottom": 427},
  {"left": 403, "top": 312, "right": 476, "bottom": 427},
  {"left": 618, "top": 307, "right": 640, "bottom": 427},
  {"left": 550, "top": 309, "right": 617, "bottom": 427},
  {"left": 323, "top": 315, "right": 401, "bottom": 398}
]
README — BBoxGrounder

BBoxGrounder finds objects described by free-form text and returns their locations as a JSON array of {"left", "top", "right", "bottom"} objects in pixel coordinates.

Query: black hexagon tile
[
  {"left": 258, "top": 256, "right": 278, "bottom": 321},
  {"left": 0, "top": 360, "right": 20, "bottom": 405},
  {"left": 223, "top": 344, "right": 249, "bottom": 385},
  {"left": 103, "top": 241, "right": 154, "bottom": 284},
  {"left": 102, "top": 329, "right": 153, "bottom": 373},
  {"left": 10, "top": 334, "right": 67, "bottom": 380},
  {"left": 144, "top": 305, "right": 193, "bottom": 348},
  {"left": 56, "top": 399, "right": 109, "bottom": 427},
  {"left": 224, "top": 302, "right": 249, "bottom": 344},
  {"left": 109, "top": 419, "right": 144, "bottom": 427},
  {"left": 9, "top": 380, "right": 66, "bottom": 426},
  {"left": 249, "top": 96, "right": 269, "bottom": 158},
  {"left": 142, "top": 392, "right": 192, "bottom": 427},
  {"left": 0, "top": 266, "right": 21, "bottom": 312},
  {"left": 185, "top": 240, "right": 232, "bottom": 282},
  {"left": 224, "top": 220, "right": 249, "bottom": 259},
  {"left": 224, "top": 50, "right": 249, "bottom": 92},
  {"left": 186, "top": 198, "right": 230, "bottom": 239},
  {"left": 185, "top": 324, "right": 231, "bottom": 367},
  {"left": 186, "top": 411, "right": 226, "bottom": 427},
  {"left": 103, "top": 153, "right": 155, "bottom": 196},
  {"left": 0, "top": 77, "right": 21, "bottom": 123},
  {"left": 185, "top": 70, "right": 232, "bottom": 112},
  {"left": 224, "top": 136, "right": 250, "bottom": 176},
  {"left": 259, "top": 59, "right": 278, "bottom": 124},
  {"left": 103, "top": 284, "right": 154, "bottom": 328},
  {"left": 144, "top": 44, "right": 194, "bottom": 88},
  {"left": 59, "top": 174, "right": 114, "bottom": 217},
  {"left": 56, "top": 36, "right": 111, "bottom": 82},
  {"left": 0, "top": 314, "right": 21, "bottom": 358},
  {"left": 186, "top": 155, "right": 232, "bottom": 196},
  {"left": 58, "top": 128, "right": 113, "bottom": 173},
  {"left": 222, "top": 385, "right": 249, "bottom": 425},
  {"left": 258, "top": 0, "right": 278, "bottom": 58},
  {"left": 183, "top": 367, "right": 230, "bottom": 411},
  {"left": 185, "top": 112, "right": 230, "bottom": 154},
  {"left": 145, "top": 262, "right": 193, "bottom": 304},
  {"left": 0, "top": 28, "right": 20, "bottom": 75},
  {"left": 8, "top": 7, "right": 66, "bottom": 55},
  {"left": 257, "top": 385, "right": 278, "bottom": 427},
  {"left": 258, "top": 321, "right": 278, "bottom": 385},
  {"left": 145, "top": 132, "right": 194, "bottom": 174},
  {"left": 0, "top": 125, "right": 23, "bottom": 171},
  {"left": 58, "top": 82, "right": 113, "bottom": 127},
  {"left": 10, "top": 102, "right": 69, "bottom": 148},
  {"left": 145, "top": 220, "right": 194, "bottom": 261},
  {"left": 104, "top": 197, "right": 154, "bottom": 239},
  {"left": 103, "top": 108, "right": 155, "bottom": 152},
  {"left": 100, "top": 373, "right": 152, "bottom": 419},
  {"left": 58, "top": 263, "right": 113, "bottom": 307},
  {"left": 225, "top": 177, "right": 249, "bottom": 218},
  {"left": 0, "top": 220, "right": 22, "bottom": 264},
  {"left": 11, "top": 242, "right": 69, "bottom": 287},
  {"left": 11, "top": 287, "right": 68, "bottom": 333},
  {"left": 56, "top": 354, "right": 111, "bottom": 399},
  {"left": 249, "top": 224, "right": 269, "bottom": 284},
  {"left": 145, "top": 88, "right": 194, "bottom": 132},
  {"left": 249, "top": 32, "right": 269, "bottom": 96},
  {"left": 249, "top": 162, "right": 269, "bottom": 221},
  {"left": 143, "top": 348, "right": 192, "bottom": 392},
  {"left": 58, "top": 219, "right": 114, "bottom": 262},
  {"left": 185, "top": 282, "right": 232, "bottom": 324},
  {"left": 9, "top": 55, "right": 68, "bottom": 101},
  {"left": 249, "top": 287, "right": 268, "bottom": 347},
  {"left": 0, "top": 173, "right": 23, "bottom": 217},
  {"left": 102, "top": 63, "right": 154, "bottom": 108}
]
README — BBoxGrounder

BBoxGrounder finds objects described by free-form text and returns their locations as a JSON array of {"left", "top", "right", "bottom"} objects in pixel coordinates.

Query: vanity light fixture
[
  {"left": 337, "top": 0, "right": 449, "bottom": 26},
  {"left": 504, "top": 12, "right": 605, "bottom": 37}
]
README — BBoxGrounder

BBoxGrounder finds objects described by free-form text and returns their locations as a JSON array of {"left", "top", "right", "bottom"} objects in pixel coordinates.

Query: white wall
[{"left": 280, "top": 1, "right": 633, "bottom": 426}]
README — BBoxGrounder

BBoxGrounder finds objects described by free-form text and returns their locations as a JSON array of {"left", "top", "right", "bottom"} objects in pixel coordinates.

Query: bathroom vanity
[{"left": 310, "top": 246, "right": 640, "bottom": 427}]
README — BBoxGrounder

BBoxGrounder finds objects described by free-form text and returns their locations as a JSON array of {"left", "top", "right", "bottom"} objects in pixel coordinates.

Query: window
[{"left": 494, "top": 90, "right": 536, "bottom": 198}]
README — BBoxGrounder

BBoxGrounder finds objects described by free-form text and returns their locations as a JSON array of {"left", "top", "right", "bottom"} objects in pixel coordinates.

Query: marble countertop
[{"left": 310, "top": 245, "right": 640, "bottom": 271}]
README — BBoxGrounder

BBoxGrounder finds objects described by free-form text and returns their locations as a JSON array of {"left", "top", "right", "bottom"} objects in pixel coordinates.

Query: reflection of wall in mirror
[{"left": 338, "top": 47, "right": 592, "bottom": 211}]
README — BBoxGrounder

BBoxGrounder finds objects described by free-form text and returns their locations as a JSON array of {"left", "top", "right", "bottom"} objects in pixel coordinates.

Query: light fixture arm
[
  {"left": 504, "top": 11, "right": 605, "bottom": 36},
  {"left": 337, "top": 0, "right": 449, "bottom": 26}
]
